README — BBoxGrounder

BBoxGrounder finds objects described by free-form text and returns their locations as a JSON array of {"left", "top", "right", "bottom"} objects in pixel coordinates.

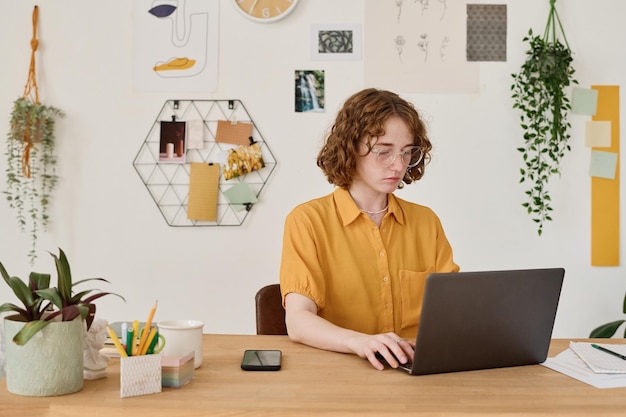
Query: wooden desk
[{"left": 1, "top": 336, "right": 626, "bottom": 416}]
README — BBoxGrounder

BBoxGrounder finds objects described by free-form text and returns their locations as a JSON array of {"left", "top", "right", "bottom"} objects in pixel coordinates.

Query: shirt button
[
  {"left": 383, "top": 276, "right": 389, "bottom": 282},
  {"left": 379, "top": 252, "right": 385, "bottom": 257},
  {"left": 382, "top": 228, "right": 387, "bottom": 232}
]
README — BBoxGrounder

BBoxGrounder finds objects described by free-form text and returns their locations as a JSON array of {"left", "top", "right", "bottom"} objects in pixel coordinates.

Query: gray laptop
[{"left": 395, "top": 268, "right": 564, "bottom": 375}]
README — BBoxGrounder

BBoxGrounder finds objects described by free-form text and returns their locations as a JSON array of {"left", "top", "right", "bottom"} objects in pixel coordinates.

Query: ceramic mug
[{"left": 157, "top": 319, "right": 204, "bottom": 368}]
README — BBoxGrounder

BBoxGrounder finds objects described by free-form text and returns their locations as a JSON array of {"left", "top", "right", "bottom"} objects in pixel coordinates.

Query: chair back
[{"left": 255, "top": 284, "right": 287, "bottom": 335}]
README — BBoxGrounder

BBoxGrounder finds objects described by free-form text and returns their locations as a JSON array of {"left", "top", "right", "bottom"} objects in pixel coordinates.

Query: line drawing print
[
  {"left": 147, "top": 0, "right": 209, "bottom": 78},
  {"left": 365, "top": 0, "right": 478, "bottom": 93}
]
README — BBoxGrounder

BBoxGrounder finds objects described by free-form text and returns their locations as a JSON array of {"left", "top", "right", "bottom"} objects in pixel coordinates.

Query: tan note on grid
[
  {"left": 187, "top": 163, "right": 219, "bottom": 221},
  {"left": 215, "top": 120, "right": 253, "bottom": 146}
]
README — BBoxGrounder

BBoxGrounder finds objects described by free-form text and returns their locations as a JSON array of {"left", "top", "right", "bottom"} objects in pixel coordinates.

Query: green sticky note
[
  {"left": 223, "top": 182, "right": 258, "bottom": 211},
  {"left": 571, "top": 87, "right": 599, "bottom": 116},
  {"left": 589, "top": 150, "right": 618, "bottom": 180}
]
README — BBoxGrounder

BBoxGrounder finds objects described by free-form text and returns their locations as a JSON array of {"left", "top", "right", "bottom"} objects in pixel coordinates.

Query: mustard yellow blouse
[{"left": 280, "top": 188, "right": 460, "bottom": 340}]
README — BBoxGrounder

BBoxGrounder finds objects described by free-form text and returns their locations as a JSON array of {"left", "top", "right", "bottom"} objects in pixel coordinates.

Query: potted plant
[
  {"left": 0, "top": 248, "right": 124, "bottom": 396},
  {"left": 4, "top": 98, "right": 63, "bottom": 266},
  {"left": 589, "top": 292, "right": 626, "bottom": 338},
  {"left": 4, "top": 6, "right": 64, "bottom": 265},
  {"left": 510, "top": 0, "right": 577, "bottom": 236}
]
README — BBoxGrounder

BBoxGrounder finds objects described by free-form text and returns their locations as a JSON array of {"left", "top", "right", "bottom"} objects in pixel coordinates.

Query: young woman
[{"left": 280, "top": 88, "right": 459, "bottom": 370}]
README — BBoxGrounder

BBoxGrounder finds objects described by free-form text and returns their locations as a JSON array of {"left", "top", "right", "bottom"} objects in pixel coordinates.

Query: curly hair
[{"left": 317, "top": 88, "right": 432, "bottom": 189}]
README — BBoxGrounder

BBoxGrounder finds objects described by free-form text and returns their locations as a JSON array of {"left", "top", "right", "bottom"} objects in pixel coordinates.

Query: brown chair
[{"left": 255, "top": 284, "right": 287, "bottom": 335}]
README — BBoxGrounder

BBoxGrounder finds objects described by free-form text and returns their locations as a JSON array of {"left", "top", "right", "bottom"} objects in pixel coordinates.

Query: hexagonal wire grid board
[{"left": 133, "top": 99, "right": 277, "bottom": 226}]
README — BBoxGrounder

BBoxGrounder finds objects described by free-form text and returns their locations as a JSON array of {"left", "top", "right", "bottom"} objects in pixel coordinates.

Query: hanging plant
[
  {"left": 3, "top": 6, "right": 64, "bottom": 264},
  {"left": 510, "top": 0, "right": 577, "bottom": 236}
]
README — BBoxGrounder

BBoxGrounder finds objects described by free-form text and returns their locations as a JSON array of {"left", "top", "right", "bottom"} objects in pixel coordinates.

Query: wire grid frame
[{"left": 133, "top": 99, "right": 277, "bottom": 226}]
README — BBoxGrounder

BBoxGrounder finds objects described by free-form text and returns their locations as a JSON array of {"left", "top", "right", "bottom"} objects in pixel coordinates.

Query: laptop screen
[{"left": 410, "top": 268, "right": 565, "bottom": 375}]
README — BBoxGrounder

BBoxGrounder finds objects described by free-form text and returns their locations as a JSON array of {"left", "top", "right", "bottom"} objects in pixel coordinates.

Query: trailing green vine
[
  {"left": 4, "top": 98, "right": 63, "bottom": 264},
  {"left": 3, "top": 6, "right": 64, "bottom": 264},
  {"left": 511, "top": 0, "right": 577, "bottom": 236}
]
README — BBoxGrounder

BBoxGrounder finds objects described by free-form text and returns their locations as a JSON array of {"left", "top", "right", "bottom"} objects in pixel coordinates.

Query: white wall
[{"left": 0, "top": 0, "right": 624, "bottom": 337}]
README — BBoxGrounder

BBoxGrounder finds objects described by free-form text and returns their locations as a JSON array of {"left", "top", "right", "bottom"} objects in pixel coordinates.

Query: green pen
[
  {"left": 126, "top": 327, "right": 134, "bottom": 356},
  {"left": 147, "top": 328, "right": 160, "bottom": 354},
  {"left": 591, "top": 343, "right": 626, "bottom": 360}
]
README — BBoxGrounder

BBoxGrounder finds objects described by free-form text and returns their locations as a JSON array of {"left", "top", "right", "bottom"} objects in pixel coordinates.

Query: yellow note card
[
  {"left": 215, "top": 120, "right": 253, "bottom": 146},
  {"left": 187, "top": 163, "right": 219, "bottom": 221}
]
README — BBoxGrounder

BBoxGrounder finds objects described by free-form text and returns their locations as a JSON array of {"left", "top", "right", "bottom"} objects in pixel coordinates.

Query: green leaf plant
[
  {"left": 510, "top": 0, "right": 578, "bottom": 236},
  {"left": 0, "top": 248, "right": 125, "bottom": 345},
  {"left": 4, "top": 97, "right": 63, "bottom": 264},
  {"left": 4, "top": 7, "right": 64, "bottom": 265},
  {"left": 589, "top": 292, "right": 626, "bottom": 338}
]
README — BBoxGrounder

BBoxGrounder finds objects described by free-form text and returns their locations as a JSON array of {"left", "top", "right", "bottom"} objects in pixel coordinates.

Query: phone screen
[{"left": 241, "top": 349, "right": 282, "bottom": 371}]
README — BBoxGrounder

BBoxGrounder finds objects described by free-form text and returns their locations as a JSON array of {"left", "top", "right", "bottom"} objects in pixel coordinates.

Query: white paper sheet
[{"left": 542, "top": 348, "right": 626, "bottom": 389}]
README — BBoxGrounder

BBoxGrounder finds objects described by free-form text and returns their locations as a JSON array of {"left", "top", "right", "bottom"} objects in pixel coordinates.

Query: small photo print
[
  {"left": 311, "top": 24, "right": 362, "bottom": 61},
  {"left": 159, "top": 121, "right": 186, "bottom": 163},
  {"left": 295, "top": 70, "right": 325, "bottom": 113}
]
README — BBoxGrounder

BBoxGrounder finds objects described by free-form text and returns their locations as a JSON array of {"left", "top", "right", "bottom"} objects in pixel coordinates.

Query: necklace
[{"left": 361, "top": 204, "right": 389, "bottom": 216}]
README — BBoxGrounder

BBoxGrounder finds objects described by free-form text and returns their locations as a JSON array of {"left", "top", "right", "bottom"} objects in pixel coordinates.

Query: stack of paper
[
  {"left": 542, "top": 342, "right": 626, "bottom": 388},
  {"left": 569, "top": 342, "right": 626, "bottom": 373}
]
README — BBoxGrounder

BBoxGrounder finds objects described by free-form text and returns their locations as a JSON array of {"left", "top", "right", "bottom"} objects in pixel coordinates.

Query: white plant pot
[{"left": 4, "top": 316, "right": 85, "bottom": 396}]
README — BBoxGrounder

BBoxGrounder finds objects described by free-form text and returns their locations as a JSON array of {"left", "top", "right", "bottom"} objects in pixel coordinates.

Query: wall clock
[{"left": 233, "top": 0, "right": 300, "bottom": 23}]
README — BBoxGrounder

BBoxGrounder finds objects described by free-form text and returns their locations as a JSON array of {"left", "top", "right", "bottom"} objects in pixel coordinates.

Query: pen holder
[{"left": 120, "top": 353, "right": 162, "bottom": 398}]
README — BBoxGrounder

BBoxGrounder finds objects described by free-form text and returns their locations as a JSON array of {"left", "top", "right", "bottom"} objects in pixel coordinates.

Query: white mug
[{"left": 158, "top": 320, "right": 204, "bottom": 368}]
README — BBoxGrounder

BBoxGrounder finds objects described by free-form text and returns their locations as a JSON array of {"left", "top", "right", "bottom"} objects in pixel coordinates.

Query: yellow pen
[
  {"left": 106, "top": 325, "right": 128, "bottom": 357},
  {"left": 140, "top": 327, "right": 158, "bottom": 355},
  {"left": 132, "top": 320, "right": 140, "bottom": 355},
  {"left": 137, "top": 300, "right": 158, "bottom": 354}
]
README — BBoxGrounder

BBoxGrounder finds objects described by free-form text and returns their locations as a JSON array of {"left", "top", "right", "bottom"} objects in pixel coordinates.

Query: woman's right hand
[
  {"left": 284, "top": 293, "right": 414, "bottom": 370},
  {"left": 347, "top": 332, "right": 415, "bottom": 370}
]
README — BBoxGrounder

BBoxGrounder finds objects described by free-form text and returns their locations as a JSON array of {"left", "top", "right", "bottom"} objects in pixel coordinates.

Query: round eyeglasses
[{"left": 369, "top": 146, "right": 425, "bottom": 168}]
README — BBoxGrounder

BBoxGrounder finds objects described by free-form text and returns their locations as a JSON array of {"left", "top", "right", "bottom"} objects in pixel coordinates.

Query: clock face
[{"left": 234, "top": 0, "right": 300, "bottom": 23}]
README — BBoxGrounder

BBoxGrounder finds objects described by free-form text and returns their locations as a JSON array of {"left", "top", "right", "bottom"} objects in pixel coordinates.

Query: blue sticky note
[
  {"left": 589, "top": 150, "right": 618, "bottom": 179},
  {"left": 571, "top": 87, "right": 599, "bottom": 116}
]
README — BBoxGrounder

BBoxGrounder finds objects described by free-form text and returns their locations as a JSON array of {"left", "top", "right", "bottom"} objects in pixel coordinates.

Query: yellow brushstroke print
[{"left": 153, "top": 57, "right": 196, "bottom": 72}]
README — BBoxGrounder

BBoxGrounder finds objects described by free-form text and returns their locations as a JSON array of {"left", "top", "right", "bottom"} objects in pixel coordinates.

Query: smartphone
[{"left": 241, "top": 349, "right": 282, "bottom": 371}]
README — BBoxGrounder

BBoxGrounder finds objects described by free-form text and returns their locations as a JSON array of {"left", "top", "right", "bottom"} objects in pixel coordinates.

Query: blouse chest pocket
[{"left": 398, "top": 268, "right": 433, "bottom": 330}]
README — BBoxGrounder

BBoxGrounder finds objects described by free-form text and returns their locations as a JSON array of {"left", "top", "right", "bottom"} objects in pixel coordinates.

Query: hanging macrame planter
[
  {"left": 510, "top": 0, "right": 578, "bottom": 236},
  {"left": 4, "top": 5, "right": 64, "bottom": 264}
]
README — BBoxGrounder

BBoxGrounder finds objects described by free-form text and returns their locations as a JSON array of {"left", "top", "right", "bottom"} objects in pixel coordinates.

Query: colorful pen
[
  {"left": 140, "top": 327, "right": 158, "bottom": 355},
  {"left": 121, "top": 322, "right": 128, "bottom": 350},
  {"left": 132, "top": 320, "right": 140, "bottom": 356},
  {"left": 106, "top": 325, "right": 128, "bottom": 357},
  {"left": 591, "top": 344, "right": 626, "bottom": 360},
  {"left": 137, "top": 300, "right": 158, "bottom": 355},
  {"left": 126, "top": 327, "right": 134, "bottom": 356},
  {"left": 147, "top": 329, "right": 160, "bottom": 354}
]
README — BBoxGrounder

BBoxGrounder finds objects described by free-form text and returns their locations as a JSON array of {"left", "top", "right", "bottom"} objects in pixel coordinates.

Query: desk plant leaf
[
  {"left": 589, "top": 292, "right": 626, "bottom": 338},
  {"left": 510, "top": 0, "right": 577, "bottom": 236},
  {"left": 0, "top": 248, "right": 125, "bottom": 345}
]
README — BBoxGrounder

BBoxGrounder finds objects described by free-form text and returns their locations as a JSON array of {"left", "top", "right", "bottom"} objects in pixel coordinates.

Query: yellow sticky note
[
  {"left": 187, "top": 163, "right": 219, "bottom": 221},
  {"left": 585, "top": 120, "right": 611, "bottom": 148}
]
